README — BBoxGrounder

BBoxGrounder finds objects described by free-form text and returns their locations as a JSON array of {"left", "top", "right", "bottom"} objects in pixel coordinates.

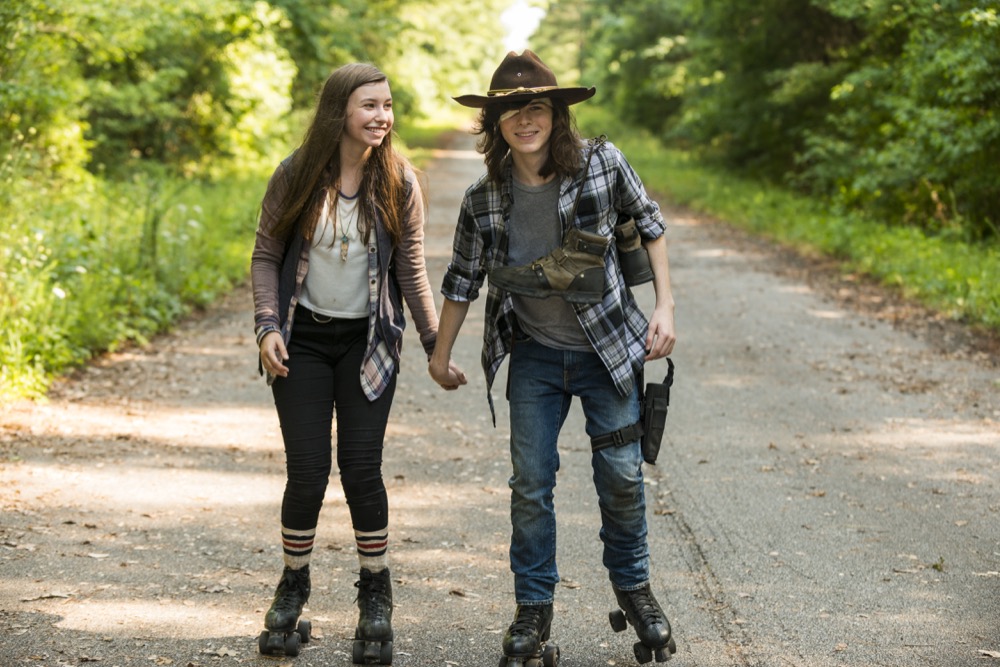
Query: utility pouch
[
  {"left": 614, "top": 218, "right": 653, "bottom": 286},
  {"left": 639, "top": 358, "right": 674, "bottom": 465}
]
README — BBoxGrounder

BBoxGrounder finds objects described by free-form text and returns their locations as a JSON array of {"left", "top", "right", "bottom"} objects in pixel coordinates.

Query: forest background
[{"left": 1, "top": 0, "right": 997, "bottom": 401}]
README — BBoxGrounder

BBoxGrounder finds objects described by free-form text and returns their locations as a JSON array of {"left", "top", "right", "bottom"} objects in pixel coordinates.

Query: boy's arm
[
  {"left": 643, "top": 235, "right": 676, "bottom": 360},
  {"left": 429, "top": 298, "right": 470, "bottom": 390}
]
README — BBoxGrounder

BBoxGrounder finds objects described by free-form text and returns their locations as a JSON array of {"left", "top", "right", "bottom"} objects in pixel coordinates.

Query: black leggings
[{"left": 271, "top": 308, "right": 396, "bottom": 534}]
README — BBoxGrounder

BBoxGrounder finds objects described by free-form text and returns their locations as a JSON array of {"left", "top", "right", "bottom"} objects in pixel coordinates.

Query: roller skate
[
  {"left": 258, "top": 565, "right": 312, "bottom": 657},
  {"left": 498, "top": 604, "right": 560, "bottom": 667},
  {"left": 352, "top": 568, "right": 393, "bottom": 664},
  {"left": 609, "top": 584, "right": 676, "bottom": 663}
]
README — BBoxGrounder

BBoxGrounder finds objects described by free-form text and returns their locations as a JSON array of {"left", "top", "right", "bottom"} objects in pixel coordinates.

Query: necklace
[{"left": 336, "top": 190, "right": 359, "bottom": 261}]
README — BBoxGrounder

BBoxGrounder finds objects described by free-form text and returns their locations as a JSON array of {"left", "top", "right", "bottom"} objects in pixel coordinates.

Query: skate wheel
[
  {"left": 380, "top": 639, "right": 393, "bottom": 664},
  {"left": 297, "top": 618, "right": 312, "bottom": 643},
  {"left": 353, "top": 639, "right": 366, "bottom": 664},
  {"left": 261, "top": 630, "right": 285, "bottom": 655},
  {"left": 633, "top": 641, "right": 653, "bottom": 664},
  {"left": 668, "top": 636, "right": 677, "bottom": 654},
  {"left": 542, "top": 643, "right": 560, "bottom": 667},
  {"left": 363, "top": 640, "right": 381, "bottom": 662},
  {"left": 609, "top": 609, "right": 628, "bottom": 632},
  {"left": 654, "top": 646, "right": 672, "bottom": 662},
  {"left": 284, "top": 631, "right": 301, "bottom": 657}
]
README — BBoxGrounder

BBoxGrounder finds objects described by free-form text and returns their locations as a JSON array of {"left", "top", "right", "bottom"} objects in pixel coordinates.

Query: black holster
[
  {"left": 590, "top": 358, "right": 674, "bottom": 465},
  {"left": 639, "top": 358, "right": 674, "bottom": 465}
]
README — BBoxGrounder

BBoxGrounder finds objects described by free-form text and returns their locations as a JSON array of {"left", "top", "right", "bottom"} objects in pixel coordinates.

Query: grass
[{"left": 0, "top": 167, "right": 266, "bottom": 401}]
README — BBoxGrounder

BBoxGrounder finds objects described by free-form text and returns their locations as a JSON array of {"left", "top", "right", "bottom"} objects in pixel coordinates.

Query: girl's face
[
  {"left": 343, "top": 80, "right": 393, "bottom": 152},
  {"left": 499, "top": 99, "right": 552, "bottom": 160}
]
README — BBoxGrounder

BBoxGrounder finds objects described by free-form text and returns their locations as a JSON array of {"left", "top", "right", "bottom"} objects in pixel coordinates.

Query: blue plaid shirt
[{"left": 440, "top": 139, "right": 666, "bottom": 418}]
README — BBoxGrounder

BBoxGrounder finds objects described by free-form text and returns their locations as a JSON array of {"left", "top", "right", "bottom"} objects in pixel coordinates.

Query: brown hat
[{"left": 453, "top": 50, "right": 596, "bottom": 108}]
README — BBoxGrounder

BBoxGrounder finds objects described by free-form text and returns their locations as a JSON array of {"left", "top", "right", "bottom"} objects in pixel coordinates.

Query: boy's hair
[{"left": 474, "top": 99, "right": 583, "bottom": 185}]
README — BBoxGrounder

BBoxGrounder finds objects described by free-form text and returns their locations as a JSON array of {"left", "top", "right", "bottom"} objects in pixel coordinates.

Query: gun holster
[
  {"left": 639, "top": 358, "right": 674, "bottom": 464},
  {"left": 590, "top": 358, "right": 674, "bottom": 465}
]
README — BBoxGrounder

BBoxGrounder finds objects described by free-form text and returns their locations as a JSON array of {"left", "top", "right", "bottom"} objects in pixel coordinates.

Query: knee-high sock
[
  {"left": 355, "top": 528, "right": 388, "bottom": 572},
  {"left": 282, "top": 525, "right": 316, "bottom": 570}
]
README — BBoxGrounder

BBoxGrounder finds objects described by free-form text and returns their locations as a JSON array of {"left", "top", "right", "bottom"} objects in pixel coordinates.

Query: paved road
[{"left": 1, "top": 131, "right": 998, "bottom": 667}]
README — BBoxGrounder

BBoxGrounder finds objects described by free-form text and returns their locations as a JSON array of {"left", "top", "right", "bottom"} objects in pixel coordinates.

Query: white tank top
[{"left": 299, "top": 194, "right": 369, "bottom": 319}]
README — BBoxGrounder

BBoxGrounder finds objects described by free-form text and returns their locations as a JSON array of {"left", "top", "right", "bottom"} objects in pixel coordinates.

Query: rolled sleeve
[
  {"left": 609, "top": 144, "right": 666, "bottom": 241},
  {"left": 441, "top": 187, "right": 489, "bottom": 303}
]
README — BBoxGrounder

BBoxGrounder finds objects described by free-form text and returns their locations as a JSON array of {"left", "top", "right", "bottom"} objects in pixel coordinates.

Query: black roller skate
[
  {"left": 499, "top": 604, "right": 560, "bottom": 667},
  {"left": 352, "top": 568, "right": 393, "bottom": 664},
  {"left": 609, "top": 584, "right": 676, "bottom": 663},
  {"left": 258, "top": 565, "right": 312, "bottom": 657}
]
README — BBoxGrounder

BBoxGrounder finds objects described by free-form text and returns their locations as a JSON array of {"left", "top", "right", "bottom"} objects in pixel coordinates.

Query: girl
[{"left": 251, "top": 62, "right": 458, "bottom": 662}]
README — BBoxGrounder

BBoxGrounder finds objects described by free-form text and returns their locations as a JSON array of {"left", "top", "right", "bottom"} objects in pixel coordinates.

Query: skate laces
[
  {"left": 631, "top": 588, "right": 665, "bottom": 624},
  {"left": 355, "top": 571, "right": 390, "bottom": 620},
  {"left": 273, "top": 568, "right": 309, "bottom": 612},
  {"left": 510, "top": 606, "right": 547, "bottom": 636}
]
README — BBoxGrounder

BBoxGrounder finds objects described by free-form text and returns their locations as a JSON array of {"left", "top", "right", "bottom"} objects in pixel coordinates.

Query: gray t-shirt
[{"left": 507, "top": 177, "right": 591, "bottom": 350}]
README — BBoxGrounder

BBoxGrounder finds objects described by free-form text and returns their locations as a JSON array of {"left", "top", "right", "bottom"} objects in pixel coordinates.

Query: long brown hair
[
  {"left": 272, "top": 63, "right": 410, "bottom": 246},
  {"left": 474, "top": 99, "right": 583, "bottom": 185}
]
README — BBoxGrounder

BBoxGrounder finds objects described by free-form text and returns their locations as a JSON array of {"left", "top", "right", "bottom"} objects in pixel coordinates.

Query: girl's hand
[{"left": 260, "top": 331, "right": 289, "bottom": 377}]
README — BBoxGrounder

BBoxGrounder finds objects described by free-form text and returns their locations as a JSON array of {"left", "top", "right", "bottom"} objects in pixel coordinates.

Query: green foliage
[
  {"left": 798, "top": 2, "right": 1000, "bottom": 239},
  {"left": 266, "top": 0, "right": 366, "bottom": 108},
  {"left": 378, "top": 0, "right": 512, "bottom": 118},
  {"left": 67, "top": 0, "right": 297, "bottom": 176},
  {"left": 548, "top": 0, "right": 999, "bottom": 243},
  {"left": 0, "top": 168, "right": 265, "bottom": 401},
  {"left": 0, "top": 0, "right": 91, "bottom": 180},
  {"left": 578, "top": 106, "right": 1000, "bottom": 331}
]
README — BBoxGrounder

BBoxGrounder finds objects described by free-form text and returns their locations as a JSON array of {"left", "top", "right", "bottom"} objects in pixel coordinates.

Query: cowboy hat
[{"left": 453, "top": 50, "right": 596, "bottom": 108}]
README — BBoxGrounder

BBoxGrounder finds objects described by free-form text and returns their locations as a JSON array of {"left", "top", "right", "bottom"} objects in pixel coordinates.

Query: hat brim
[{"left": 453, "top": 87, "right": 596, "bottom": 109}]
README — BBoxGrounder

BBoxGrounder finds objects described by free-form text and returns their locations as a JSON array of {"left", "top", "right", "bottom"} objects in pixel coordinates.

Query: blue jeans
[{"left": 506, "top": 334, "right": 650, "bottom": 604}]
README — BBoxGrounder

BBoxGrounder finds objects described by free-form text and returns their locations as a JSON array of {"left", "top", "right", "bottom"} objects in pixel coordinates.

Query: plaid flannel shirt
[{"left": 440, "top": 139, "right": 666, "bottom": 419}]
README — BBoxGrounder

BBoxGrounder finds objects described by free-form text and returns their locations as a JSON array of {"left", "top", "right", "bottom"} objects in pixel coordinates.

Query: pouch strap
[
  {"left": 570, "top": 135, "right": 607, "bottom": 233},
  {"left": 591, "top": 420, "right": 644, "bottom": 451},
  {"left": 663, "top": 357, "right": 675, "bottom": 393}
]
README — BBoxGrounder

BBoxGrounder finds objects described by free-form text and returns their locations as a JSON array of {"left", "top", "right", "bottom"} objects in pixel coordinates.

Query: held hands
[
  {"left": 644, "top": 305, "right": 676, "bottom": 360},
  {"left": 259, "top": 331, "right": 289, "bottom": 377},
  {"left": 428, "top": 357, "right": 467, "bottom": 391}
]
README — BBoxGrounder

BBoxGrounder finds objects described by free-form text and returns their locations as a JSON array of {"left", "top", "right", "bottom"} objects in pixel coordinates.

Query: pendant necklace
[{"left": 337, "top": 189, "right": 359, "bottom": 261}]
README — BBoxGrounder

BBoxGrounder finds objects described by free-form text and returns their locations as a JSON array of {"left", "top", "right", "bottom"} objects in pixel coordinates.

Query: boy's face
[{"left": 498, "top": 98, "right": 553, "bottom": 160}]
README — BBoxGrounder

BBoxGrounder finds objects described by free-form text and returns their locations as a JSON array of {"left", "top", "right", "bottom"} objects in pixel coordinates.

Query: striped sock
[
  {"left": 281, "top": 525, "right": 316, "bottom": 570},
  {"left": 355, "top": 529, "right": 388, "bottom": 572}
]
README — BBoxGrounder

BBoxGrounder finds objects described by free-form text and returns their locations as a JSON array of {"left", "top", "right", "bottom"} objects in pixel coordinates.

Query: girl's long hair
[
  {"left": 272, "top": 63, "right": 410, "bottom": 246},
  {"left": 474, "top": 99, "right": 583, "bottom": 185}
]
